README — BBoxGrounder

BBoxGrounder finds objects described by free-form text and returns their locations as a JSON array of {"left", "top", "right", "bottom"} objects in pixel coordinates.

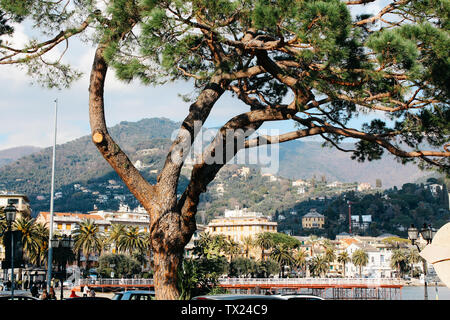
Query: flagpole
[{"left": 47, "top": 98, "right": 58, "bottom": 290}]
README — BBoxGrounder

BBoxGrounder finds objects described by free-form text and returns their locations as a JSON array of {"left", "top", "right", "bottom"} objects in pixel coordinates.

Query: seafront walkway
[
  {"left": 74, "top": 277, "right": 404, "bottom": 299},
  {"left": 76, "top": 277, "right": 403, "bottom": 288}
]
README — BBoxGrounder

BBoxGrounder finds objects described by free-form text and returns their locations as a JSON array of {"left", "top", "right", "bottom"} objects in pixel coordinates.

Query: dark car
[
  {"left": 64, "top": 297, "right": 111, "bottom": 301},
  {"left": 191, "top": 294, "right": 286, "bottom": 300},
  {"left": 0, "top": 291, "right": 40, "bottom": 301},
  {"left": 112, "top": 290, "right": 155, "bottom": 301},
  {"left": 191, "top": 294, "right": 325, "bottom": 300}
]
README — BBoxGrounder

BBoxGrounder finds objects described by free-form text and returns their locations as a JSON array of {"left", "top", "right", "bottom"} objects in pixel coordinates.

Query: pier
[
  {"left": 218, "top": 278, "right": 403, "bottom": 299},
  {"left": 75, "top": 277, "right": 404, "bottom": 300}
]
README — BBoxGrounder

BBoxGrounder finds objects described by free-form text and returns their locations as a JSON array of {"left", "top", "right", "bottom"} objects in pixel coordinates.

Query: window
[
  {"left": 57, "top": 224, "right": 63, "bottom": 230},
  {"left": 66, "top": 224, "right": 71, "bottom": 230}
]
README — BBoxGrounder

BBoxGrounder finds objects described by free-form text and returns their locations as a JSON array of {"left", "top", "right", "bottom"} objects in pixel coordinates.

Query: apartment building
[
  {"left": 206, "top": 207, "right": 277, "bottom": 243},
  {"left": 36, "top": 203, "right": 150, "bottom": 236},
  {"left": 302, "top": 208, "right": 325, "bottom": 229},
  {"left": 0, "top": 193, "right": 32, "bottom": 218}
]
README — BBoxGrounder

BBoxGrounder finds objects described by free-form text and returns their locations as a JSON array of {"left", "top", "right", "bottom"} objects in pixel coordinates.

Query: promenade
[{"left": 73, "top": 277, "right": 405, "bottom": 299}]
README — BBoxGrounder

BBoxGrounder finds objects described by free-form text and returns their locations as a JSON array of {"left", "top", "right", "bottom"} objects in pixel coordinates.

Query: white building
[
  {"left": 292, "top": 179, "right": 309, "bottom": 187},
  {"left": 327, "top": 181, "right": 343, "bottom": 188},
  {"left": 0, "top": 193, "right": 32, "bottom": 218},
  {"left": 357, "top": 182, "right": 372, "bottom": 192},
  {"left": 344, "top": 242, "right": 394, "bottom": 278},
  {"left": 36, "top": 203, "right": 150, "bottom": 237},
  {"left": 297, "top": 187, "right": 306, "bottom": 194}
]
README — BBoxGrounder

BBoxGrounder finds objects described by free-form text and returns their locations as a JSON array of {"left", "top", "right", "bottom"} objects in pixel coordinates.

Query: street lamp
[
  {"left": 407, "top": 223, "right": 435, "bottom": 300},
  {"left": 51, "top": 235, "right": 75, "bottom": 300},
  {"left": 4, "top": 203, "right": 17, "bottom": 299},
  {"left": 407, "top": 224, "right": 419, "bottom": 245}
]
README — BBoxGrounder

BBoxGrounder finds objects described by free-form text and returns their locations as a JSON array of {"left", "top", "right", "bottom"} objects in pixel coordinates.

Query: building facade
[
  {"left": 206, "top": 207, "right": 277, "bottom": 243},
  {"left": 302, "top": 208, "right": 325, "bottom": 229},
  {"left": 36, "top": 203, "right": 150, "bottom": 237},
  {"left": 0, "top": 193, "right": 32, "bottom": 218}
]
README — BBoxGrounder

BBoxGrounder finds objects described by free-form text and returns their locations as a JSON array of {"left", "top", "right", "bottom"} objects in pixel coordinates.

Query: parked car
[
  {"left": 271, "top": 294, "right": 325, "bottom": 300},
  {"left": 0, "top": 291, "right": 40, "bottom": 301},
  {"left": 112, "top": 290, "right": 155, "bottom": 301},
  {"left": 191, "top": 293, "right": 324, "bottom": 300},
  {"left": 64, "top": 297, "right": 111, "bottom": 301},
  {"left": 191, "top": 294, "right": 286, "bottom": 300}
]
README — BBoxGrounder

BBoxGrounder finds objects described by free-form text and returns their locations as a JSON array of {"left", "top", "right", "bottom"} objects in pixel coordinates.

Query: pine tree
[{"left": 1, "top": 0, "right": 449, "bottom": 299}]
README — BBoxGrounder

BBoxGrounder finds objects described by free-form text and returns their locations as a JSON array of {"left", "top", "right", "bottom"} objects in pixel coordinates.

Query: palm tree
[
  {"left": 255, "top": 232, "right": 274, "bottom": 261},
  {"left": 14, "top": 217, "right": 39, "bottom": 264},
  {"left": 225, "top": 239, "right": 240, "bottom": 263},
  {"left": 390, "top": 249, "right": 407, "bottom": 279},
  {"left": 242, "top": 236, "right": 254, "bottom": 259},
  {"left": 294, "top": 249, "right": 308, "bottom": 277},
  {"left": 352, "top": 249, "right": 368, "bottom": 278},
  {"left": 337, "top": 251, "right": 351, "bottom": 278},
  {"left": 406, "top": 248, "right": 421, "bottom": 278},
  {"left": 32, "top": 222, "right": 49, "bottom": 267},
  {"left": 118, "top": 226, "right": 147, "bottom": 255},
  {"left": 309, "top": 255, "right": 329, "bottom": 278},
  {"left": 72, "top": 219, "right": 103, "bottom": 271},
  {"left": 108, "top": 224, "right": 126, "bottom": 254},
  {"left": 324, "top": 247, "right": 336, "bottom": 264},
  {"left": 270, "top": 244, "right": 294, "bottom": 277}
]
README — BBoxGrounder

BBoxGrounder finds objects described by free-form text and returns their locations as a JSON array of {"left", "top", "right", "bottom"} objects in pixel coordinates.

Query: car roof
[
  {"left": 191, "top": 294, "right": 286, "bottom": 300},
  {"left": 114, "top": 290, "right": 155, "bottom": 294},
  {"left": 65, "top": 297, "right": 111, "bottom": 301},
  {"left": 0, "top": 290, "right": 32, "bottom": 296},
  {"left": 273, "top": 294, "right": 325, "bottom": 300}
]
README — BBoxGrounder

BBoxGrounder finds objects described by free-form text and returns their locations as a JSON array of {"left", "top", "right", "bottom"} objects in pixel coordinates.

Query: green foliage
[
  {"left": 368, "top": 22, "right": 450, "bottom": 99},
  {"left": 177, "top": 256, "right": 228, "bottom": 299},
  {"left": 97, "top": 253, "right": 142, "bottom": 278}
]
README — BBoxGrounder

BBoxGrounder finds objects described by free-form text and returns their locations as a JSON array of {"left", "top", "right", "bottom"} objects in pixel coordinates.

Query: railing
[
  {"left": 76, "top": 277, "right": 403, "bottom": 287},
  {"left": 219, "top": 277, "right": 404, "bottom": 286},
  {"left": 77, "top": 278, "right": 154, "bottom": 286}
]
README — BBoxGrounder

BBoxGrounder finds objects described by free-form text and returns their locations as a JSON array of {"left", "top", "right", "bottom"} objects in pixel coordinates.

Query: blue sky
[{"left": 0, "top": 1, "right": 387, "bottom": 151}]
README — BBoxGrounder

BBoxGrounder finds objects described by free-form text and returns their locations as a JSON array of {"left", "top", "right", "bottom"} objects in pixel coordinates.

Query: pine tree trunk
[
  {"left": 149, "top": 209, "right": 194, "bottom": 300},
  {"left": 152, "top": 250, "right": 181, "bottom": 300}
]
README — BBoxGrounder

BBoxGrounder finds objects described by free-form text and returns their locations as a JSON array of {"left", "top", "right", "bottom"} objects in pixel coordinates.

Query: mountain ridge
[{"left": 0, "top": 117, "right": 430, "bottom": 200}]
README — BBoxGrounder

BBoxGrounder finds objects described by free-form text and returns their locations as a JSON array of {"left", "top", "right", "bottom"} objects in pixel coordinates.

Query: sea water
[{"left": 401, "top": 285, "right": 450, "bottom": 300}]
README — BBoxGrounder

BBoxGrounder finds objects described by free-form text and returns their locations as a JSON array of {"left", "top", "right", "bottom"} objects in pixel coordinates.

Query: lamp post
[
  {"left": 407, "top": 223, "right": 435, "bottom": 300},
  {"left": 4, "top": 203, "right": 17, "bottom": 299},
  {"left": 47, "top": 98, "right": 58, "bottom": 290},
  {"left": 51, "top": 235, "right": 75, "bottom": 300}
]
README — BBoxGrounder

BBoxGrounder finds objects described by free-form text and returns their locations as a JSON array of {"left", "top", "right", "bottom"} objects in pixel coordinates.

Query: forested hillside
[{"left": 0, "top": 117, "right": 442, "bottom": 226}]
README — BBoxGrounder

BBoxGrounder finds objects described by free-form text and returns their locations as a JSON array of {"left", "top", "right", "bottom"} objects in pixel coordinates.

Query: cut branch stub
[{"left": 92, "top": 131, "right": 104, "bottom": 144}]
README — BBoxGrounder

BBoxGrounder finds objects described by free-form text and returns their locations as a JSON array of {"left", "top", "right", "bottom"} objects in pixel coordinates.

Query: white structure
[
  {"left": 0, "top": 193, "right": 31, "bottom": 217},
  {"left": 327, "top": 181, "right": 343, "bottom": 188},
  {"left": 292, "top": 179, "right": 309, "bottom": 187},
  {"left": 36, "top": 203, "right": 150, "bottom": 237},
  {"left": 297, "top": 187, "right": 306, "bottom": 194},
  {"left": 351, "top": 215, "right": 372, "bottom": 230},
  {"left": 357, "top": 182, "right": 372, "bottom": 192},
  {"left": 427, "top": 184, "right": 442, "bottom": 195},
  {"left": 224, "top": 207, "right": 264, "bottom": 219},
  {"left": 262, "top": 173, "right": 277, "bottom": 182},
  {"left": 238, "top": 167, "right": 250, "bottom": 178},
  {"left": 344, "top": 243, "right": 394, "bottom": 278}
]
